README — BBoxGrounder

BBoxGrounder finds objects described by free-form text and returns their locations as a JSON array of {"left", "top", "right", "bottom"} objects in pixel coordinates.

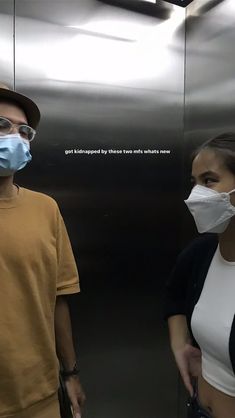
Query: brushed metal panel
[
  {"left": 0, "top": 1, "right": 14, "bottom": 87},
  {"left": 14, "top": 1, "right": 185, "bottom": 417},
  {"left": 180, "top": 1, "right": 235, "bottom": 415},
  {"left": 182, "top": 0, "right": 235, "bottom": 245}
]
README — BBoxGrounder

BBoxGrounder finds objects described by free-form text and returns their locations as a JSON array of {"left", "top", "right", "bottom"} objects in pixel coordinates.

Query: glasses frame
[{"left": 0, "top": 116, "right": 36, "bottom": 142}]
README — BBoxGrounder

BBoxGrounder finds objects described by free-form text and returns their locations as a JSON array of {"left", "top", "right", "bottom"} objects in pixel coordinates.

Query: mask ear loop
[{"left": 228, "top": 190, "right": 235, "bottom": 210}]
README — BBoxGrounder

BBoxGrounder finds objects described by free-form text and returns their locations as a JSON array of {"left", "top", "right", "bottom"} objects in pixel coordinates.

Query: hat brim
[{"left": 0, "top": 88, "right": 40, "bottom": 129}]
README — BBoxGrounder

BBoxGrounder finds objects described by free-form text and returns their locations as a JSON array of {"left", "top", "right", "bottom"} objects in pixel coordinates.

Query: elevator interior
[{"left": 0, "top": 0, "right": 234, "bottom": 417}]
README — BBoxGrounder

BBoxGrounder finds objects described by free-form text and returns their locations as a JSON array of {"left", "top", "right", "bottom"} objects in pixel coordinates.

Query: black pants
[{"left": 187, "top": 380, "right": 212, "bottom": 418}]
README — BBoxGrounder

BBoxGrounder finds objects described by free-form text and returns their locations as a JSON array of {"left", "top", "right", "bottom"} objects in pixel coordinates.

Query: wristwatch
[{"left": 61, "top": 362, "right": 80, "bottom": 379}]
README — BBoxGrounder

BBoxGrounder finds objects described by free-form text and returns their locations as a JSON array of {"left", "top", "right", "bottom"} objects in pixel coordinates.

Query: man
[{"left": 0, "top": 84, "right": 85, "bottom": 418}]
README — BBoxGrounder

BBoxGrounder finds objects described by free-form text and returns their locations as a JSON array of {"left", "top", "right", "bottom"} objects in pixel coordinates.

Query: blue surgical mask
[{"left": 0, "top": 134, "right": 32, "bottom": 177}]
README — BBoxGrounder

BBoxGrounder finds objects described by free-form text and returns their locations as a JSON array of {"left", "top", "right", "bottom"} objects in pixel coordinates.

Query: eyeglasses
[{"left": 0, "top": 116, "right": 36, "bottom": 142}]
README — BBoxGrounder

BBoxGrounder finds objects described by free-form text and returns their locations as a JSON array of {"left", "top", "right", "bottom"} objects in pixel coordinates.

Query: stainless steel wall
[
  {"left": 183, "top": 0, "right": 235, "bottom": 242},
  {"left": 176, "top": 1, "right": 235, "bottom": 415},
  {"left": 0, "top": 1, "right": 186, "bottom": 417},
  {"left": 0, "top": 1, "right": 14, "bottom": 87}
]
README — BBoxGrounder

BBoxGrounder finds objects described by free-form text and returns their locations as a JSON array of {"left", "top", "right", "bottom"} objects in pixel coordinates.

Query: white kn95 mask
[{"left": 184, "top": 184, "right": 235, "bottom": 234}]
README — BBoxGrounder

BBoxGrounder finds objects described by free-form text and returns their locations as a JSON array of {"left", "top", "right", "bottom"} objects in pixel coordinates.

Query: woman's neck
[
  {"left": 0, "top": 176, "right": 16, "bottom": 198},
  {"left": 219, "top": 218, "right": 235, "bottom": 261}
]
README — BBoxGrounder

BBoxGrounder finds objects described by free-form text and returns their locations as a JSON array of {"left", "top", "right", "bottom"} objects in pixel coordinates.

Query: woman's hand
[
  {"left": 173, "top": 343, "right": 201, "bottom": 396},
  {"left": 168, "top": 315, "right": 201, "bottom": 396}
]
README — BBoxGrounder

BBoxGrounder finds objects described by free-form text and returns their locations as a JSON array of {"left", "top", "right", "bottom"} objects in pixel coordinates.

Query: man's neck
[{"left": 0, "top": 176, "right": 16, "bottom": 198}]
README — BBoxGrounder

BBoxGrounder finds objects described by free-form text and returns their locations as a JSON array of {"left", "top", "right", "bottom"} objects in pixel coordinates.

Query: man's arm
[
  {"left": 55, "top": 295, "right": 86, "bottom": 418},
  {"left": 55, "top": 295, "right": 77, "bottom": 369}
]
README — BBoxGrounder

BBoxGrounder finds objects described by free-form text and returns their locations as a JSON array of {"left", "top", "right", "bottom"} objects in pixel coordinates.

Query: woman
[{"left": 164, "top": 132, "right": 235, "bottom": 418}]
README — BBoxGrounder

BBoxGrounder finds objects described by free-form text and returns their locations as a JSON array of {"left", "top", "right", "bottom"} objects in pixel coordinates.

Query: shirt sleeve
[
  {"left": 56, "top": 210, "right": 80, "bottom": 296},
  {"left": 163, "top": 250, "right": 190, "bottom": 320},
  {"left": 163, "top": 234, "right": 217, "bottom": 321},
  {"left": 163, "top": 239, "right": 199, "bottom": 320}
]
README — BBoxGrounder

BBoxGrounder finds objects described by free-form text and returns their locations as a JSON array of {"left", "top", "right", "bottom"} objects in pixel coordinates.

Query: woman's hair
[{"left": 192, "top": 132, "right": 235, "bottom": 175}]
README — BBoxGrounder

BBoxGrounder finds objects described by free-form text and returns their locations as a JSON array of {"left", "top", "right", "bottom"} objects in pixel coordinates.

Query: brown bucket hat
[{"left": 0, "top": 83, "right": 41, "bottom": 129}]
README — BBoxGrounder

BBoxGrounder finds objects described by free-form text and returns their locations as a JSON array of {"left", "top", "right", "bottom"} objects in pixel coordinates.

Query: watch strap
[{"left": 61, "top": 362, "right": 80, "bottom": 379}]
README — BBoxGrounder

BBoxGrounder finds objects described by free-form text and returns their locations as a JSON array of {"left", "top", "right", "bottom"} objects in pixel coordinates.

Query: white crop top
[{"left": 191, "top": 244, "right": 235, "bottom": 396}]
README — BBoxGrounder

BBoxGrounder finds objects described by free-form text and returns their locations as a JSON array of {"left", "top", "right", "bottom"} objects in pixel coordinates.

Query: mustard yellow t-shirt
[{"left": 0, "top": 186, "right": 80, "bottom": 417}]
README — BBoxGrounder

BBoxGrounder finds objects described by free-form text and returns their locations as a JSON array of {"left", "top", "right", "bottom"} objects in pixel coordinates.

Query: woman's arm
[
  {"left": 168, "top": 314, "right": 191, "bottom": 351},
  {"left": 168, "top": 314, "right": 201, "bottom": 396}
]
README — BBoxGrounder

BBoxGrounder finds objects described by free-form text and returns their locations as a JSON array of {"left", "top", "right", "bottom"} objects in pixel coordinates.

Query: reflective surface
[
  {"left": 0, "top": 1, "right": 14, "bottom": 87},
  {"left": 180, "top": 2, "right": 235, "bottom": 414},
  {"left": 1, "top": 1, "right": 186, "bottom": 417},
  {"left": 183, "top": 0, "right": 235, "bottom": 244}
]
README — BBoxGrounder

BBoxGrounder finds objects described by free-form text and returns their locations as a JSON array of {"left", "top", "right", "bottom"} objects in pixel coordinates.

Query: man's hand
[
  {"left": 173, "top": 343, "right": 202, "bottom": 396},
  {"left": 65, "top": 376, "right": 86, "bottom": 418}
]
